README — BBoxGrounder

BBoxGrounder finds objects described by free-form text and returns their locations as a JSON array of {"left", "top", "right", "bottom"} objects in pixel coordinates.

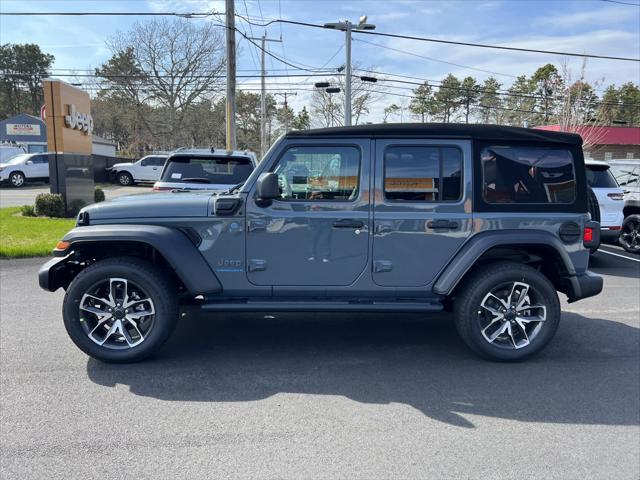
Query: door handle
[
  {"left": 333, "top": 219, "right": 364, "bottom": 229},
  {"left": 427, "top": 220, "right": 458, "bottom": 230}
]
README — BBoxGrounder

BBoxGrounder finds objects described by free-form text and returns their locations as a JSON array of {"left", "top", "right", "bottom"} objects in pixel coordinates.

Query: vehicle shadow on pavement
[
  {"left": 590, "top": 251, "right": 640, "bottom": 279},
  {"left": 87, "top": 311, "right": 640, "bottom": 429}
]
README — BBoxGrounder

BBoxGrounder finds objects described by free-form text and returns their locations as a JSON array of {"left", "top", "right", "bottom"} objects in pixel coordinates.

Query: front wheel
[
  {"left": 453, "top": 262, "right": 560, "bottom": 362},
  {"left": 63, "top": 257, "right": 179, "bottom": 363},
  {"left": 117, "top": 171, "right": 134, "bottom": 186},
  {"left": 620, "top": 215, "right": 640, "bottom": 254},
  {"left": 9, "top": 171, "right": 25, "bottom": 187}
]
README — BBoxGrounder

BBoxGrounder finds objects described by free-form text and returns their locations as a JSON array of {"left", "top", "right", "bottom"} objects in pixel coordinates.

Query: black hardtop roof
[{"left": 285, "top": 123, "right": 582, "bottom": 145}]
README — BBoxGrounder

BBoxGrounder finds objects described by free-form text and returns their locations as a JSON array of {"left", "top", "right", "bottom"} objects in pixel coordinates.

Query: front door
[
  {"left": 246, "top": 140, "right": 371, "bottom": 287},
  {"left": 372, "top": 139, "right": 473, "bottom": 287}
]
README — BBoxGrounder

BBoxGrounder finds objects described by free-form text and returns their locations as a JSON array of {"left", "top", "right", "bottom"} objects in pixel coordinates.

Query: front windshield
[{"left": 5, "top": 154, "right": 31, "bottom": 165}]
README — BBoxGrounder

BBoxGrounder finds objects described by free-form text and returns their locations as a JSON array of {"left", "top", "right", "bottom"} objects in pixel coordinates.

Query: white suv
[
  {"left": 110, "top": 154, "right": 168, "bottom": 186},
  {"left": 609, "top": 159, "right": 640, "bottom": 253},
  {"left": 585, "top": 160, "right": 625, "bottom": 241},
  {"left": 0, "top": 152, "right": 52, "bottom": 187}
]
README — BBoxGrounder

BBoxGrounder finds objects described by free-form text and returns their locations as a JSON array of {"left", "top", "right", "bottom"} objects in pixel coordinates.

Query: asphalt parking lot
[
  {"left": 0, "top": 245, "right": 638, "bottom": 479},
  {"left": 0, "top": 183, "right": 151, "bottom": 208}
]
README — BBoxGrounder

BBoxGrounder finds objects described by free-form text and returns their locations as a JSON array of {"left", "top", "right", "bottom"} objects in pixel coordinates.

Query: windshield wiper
[
  {"left": 181, "top": 177, "right": 212, "bottom": 184},
  {"left": 224, "top": 181, "right": 245, "bottom": 194}
]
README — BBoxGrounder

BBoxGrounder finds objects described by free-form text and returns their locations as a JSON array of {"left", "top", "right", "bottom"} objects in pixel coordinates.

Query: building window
[
  {"left": 627, "top": 153, "right": 634, "bottom": 159},
  {"left": 604, "top": 152, "right": 613, "bottom": 161}
]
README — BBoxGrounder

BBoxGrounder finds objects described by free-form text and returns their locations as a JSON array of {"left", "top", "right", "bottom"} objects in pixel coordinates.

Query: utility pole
[
  {"left": 250, "top": 34, "right": 281, "bottom": 159},
  {"left": 324, "top": 16, "right": 375, "bottom": 126},
  {"left": 275, "top": 92, "right": 297, "bottom": 133},
  {"left": 225, "top": 0, "right": 237, "bottom": 151}
]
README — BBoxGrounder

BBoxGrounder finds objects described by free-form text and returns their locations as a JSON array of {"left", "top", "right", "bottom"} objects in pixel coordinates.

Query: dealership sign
[
  {"left": 64, "top": 104, "right": 93, "bottom": 135},
  {"left": 6, "top": 123, "right": 41, "bottom": 136}
]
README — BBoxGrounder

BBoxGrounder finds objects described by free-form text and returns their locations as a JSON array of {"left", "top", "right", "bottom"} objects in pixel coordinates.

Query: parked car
[
  {"left": 584, "top": 160, "right": 625, "bottom": 245},
  {"left": 152, "top": 148, "right": 258, "bottom": 192},
  {"left": 0, "top": 152, "right": 53, "bottom": 187},
  {"left": 0, "top": 144, "right": 27, "bottom": 163},
  {"left": 110, "top": 154, "right": 168, "bottom": 186},
  {"left": 39, "top": 124, "right": 602, "bottom": 363},
  {"left": 609, "top": 159, "right": 640, "bottom": 254}
]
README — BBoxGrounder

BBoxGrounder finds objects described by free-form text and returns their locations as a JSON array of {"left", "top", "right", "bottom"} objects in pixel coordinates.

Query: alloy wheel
[
  {"left": 79, "top": 277, "right": 155, "bottom": 349},
  {"left": 620, "top": 218, "right": 640, "bottom": 252},
  {"left": 477, "top": 281, "right": 547, "bottom": 350}
]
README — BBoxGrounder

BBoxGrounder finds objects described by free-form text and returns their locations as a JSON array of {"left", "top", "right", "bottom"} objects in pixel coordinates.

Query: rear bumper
[
  {"left": 564, "top": 271, "right": 603, "bottom": 303},
  {"left": 599, "top": 227, "right": 621, "bottom": 240}
]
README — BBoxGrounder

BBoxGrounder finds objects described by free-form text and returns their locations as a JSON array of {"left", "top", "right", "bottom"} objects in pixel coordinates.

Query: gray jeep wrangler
[{"left": 39, "top": 124, "right": 603, "bottom": 363}]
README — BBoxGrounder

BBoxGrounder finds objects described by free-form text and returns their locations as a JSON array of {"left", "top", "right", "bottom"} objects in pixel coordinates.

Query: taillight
[
  {"left": 607, "top": 192, "right": 624, "bottom": 201},
  {"left": 583, "top": 227, "right": 593, "bottom": 243}
]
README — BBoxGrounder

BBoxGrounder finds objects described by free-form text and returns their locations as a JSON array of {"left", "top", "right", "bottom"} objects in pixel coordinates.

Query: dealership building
[{"left": 0, "top": 113, "right": 116, "bottom": 156}]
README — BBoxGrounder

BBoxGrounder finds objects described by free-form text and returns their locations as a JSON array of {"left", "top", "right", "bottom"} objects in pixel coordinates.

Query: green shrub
[
  {"left": 94, "top": 187, "right": 105, "bottom": 203},
  {"left": 67, "top": 199, "right": 87, "bottom": 216},
  {"left": 20, "top": 205, "right": 36, "bottom": 217},
  {"left": 34, "top": 193, "right": 65, "bottom": 218}
]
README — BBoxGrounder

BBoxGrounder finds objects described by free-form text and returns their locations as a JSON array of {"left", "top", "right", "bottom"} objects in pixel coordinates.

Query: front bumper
[
  {"left": 38, "top": 255, "right": 72, "bottom": 291},
  {"left": 564, "top": 271, "right": 603, "bottom": 303}
]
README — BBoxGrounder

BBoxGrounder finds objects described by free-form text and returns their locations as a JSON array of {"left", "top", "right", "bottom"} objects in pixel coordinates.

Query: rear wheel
[
  {"left": 63, "top": 257, "right": 179, "bottom": 363},
  {"left": 453, "top": 262, "right": 560, "bottom": 362},
  {"left": 117, "top": 171, "right": 133, "bottom": 186},
  {"left": 620, "top": 214, "right": 640, "bottom": 254},
  {"left": 9, "top": 171, "right": 25, "bottom": 187}
]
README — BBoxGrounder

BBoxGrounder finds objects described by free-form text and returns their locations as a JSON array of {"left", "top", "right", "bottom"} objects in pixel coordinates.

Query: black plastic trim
[
  {"left": 434, "top": 229, "right": 577, "bottom": 295},
  {"left": 201, "top": 300, "right": 443, "bottom": 312},
  {"left": 565, "top": 271, "right": 603, "bottom": 303},
  {"left": 55, "top": 224, "right": 222, "bottom": 295}
]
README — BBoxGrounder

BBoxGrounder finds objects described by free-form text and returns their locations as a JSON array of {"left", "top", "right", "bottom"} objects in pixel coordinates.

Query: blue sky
[{"left": 1, "top": 0, "right": 639, "bottom": 121}]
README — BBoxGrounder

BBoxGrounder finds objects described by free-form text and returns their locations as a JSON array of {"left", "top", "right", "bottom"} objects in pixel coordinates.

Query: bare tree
[
  {"left": 97, "top": 18, "right": 225, "bottom": 148},
  {"left": 310, "top": 69, "right": 384, "bottom": 127},
  {"left": 556, "top": 59, "right": 608, "bottom": 152}
]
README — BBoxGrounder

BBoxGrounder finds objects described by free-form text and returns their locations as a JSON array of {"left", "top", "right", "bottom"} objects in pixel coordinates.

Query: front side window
[
  {"left": 384, "top": 146, "right": 462, "bottom": 202},
  {"left": 481, "top": 146, "right": 576, "bottom": 204},
  {"left": 272, "top": 146, "right": 360, "bottom": 201}
]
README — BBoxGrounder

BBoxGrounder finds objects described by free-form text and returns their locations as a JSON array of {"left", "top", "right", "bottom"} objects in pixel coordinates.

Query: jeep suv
[{"left": 39, "top": 124, "right": 602, "bottom": 363}]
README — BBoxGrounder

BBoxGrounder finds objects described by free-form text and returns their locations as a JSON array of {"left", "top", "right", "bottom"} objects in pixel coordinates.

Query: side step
[{"left": 201, "top": 300, "right": 443, "bottom": 313}]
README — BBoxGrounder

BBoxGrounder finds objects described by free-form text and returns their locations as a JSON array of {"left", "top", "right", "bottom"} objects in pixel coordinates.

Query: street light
[{"left": 323, "top": 16, "right": 376, "bottom": 126}]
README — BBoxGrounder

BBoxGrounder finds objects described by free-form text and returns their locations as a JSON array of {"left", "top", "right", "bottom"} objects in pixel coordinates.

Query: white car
[
  {"left": 585, "top": 160, "right": 625, "bottom": 241},
  {"left": 0, "top": 152, "right": 52, "bottom": 187},
  {"left": 110, "top": 154, "right": 168, "bottom": 186},
  {"left": 609, "top": 159, "right": 640, "bottom": 254}
]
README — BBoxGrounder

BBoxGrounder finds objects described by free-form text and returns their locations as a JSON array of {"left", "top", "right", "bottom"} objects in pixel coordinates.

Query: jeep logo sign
[{"left": 64, "top": 104, "right": 93, "bottom": 135}]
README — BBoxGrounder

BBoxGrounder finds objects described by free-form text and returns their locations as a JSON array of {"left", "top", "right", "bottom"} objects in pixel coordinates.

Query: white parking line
[{"left": 599, "top": 248, "right": 640, "bottom": 263}]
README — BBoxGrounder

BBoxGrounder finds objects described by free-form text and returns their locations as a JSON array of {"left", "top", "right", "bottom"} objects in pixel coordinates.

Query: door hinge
[
  {"left": 248, "top": 259, "right": 267, "bottom": 272},
  {"left": 373, "top": 260, "right": 393, "bottom": 273},
  {"left": 248, "top": 220, "right": 267, "bottom": 232}
]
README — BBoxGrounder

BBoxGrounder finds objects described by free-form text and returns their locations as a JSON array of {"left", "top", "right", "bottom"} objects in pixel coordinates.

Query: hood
[
  {"left": 81, "top": 191, "right": 213, "bottom": 221},
  {"left": 112, "top": 162, "right": 134, "bottom": 168}
]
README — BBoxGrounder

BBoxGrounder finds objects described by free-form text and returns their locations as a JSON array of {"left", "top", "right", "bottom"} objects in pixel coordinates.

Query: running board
[{"left": 200, "top": 300, "right": 443, "bottom": 313}]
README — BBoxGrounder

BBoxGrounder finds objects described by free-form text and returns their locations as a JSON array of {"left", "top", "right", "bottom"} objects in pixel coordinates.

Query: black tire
[
  {"left": 63, "top": 257, "right": 179, "bottom": 363},
  {"left": 453, "top": 261, "right": 561, "bottom": 362},
  {"left": 117, "top": 171, "right": 134, "bottom": 186},
  {"left": 9, "top": 171, "right": 25, "bottom": 187},
  {"left": 620, "top": 214, "right": 640, "bottom": 254}
]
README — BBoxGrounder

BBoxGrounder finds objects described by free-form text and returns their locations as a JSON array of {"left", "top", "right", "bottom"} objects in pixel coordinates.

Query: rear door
[
  {"left": 29, "top": 154, "right": 49, "bottom": 178},
  {"left": 372, "top": 139, "right": 473, "bottom": 287}
]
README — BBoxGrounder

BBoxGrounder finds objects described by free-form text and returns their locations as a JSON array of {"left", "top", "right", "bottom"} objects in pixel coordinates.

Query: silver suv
[{"left": 609, "top": 159, "right": 640, "bottom": 253}]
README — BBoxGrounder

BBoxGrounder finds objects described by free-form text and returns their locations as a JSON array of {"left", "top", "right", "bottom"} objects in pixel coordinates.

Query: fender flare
[
  {"left": 433, "top": 229, "right": 577, "bottom": 296},
  {"left": 54, "top": 224, "right": 222, "bottom": 295}
]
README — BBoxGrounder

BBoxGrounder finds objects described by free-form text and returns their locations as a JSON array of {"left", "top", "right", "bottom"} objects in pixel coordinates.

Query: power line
[
  {"left": 3, "top": 10, "right": 638, "bottom": 62},
  {"left": 600, "top": 0, "right": 640, "bottom": 5}
]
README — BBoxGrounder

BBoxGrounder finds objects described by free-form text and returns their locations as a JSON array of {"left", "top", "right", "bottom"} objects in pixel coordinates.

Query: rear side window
[
  {"left": 161, "top": 156, "right": 253, "bottom": 185},
  {"left": 384, "top": 146, "right": 462, "bottom": 201},
  {"left": 586, "top": 166, "right": 618, "bottom": 188},
  {"left": 481, "top": 146, "right": 576, "bottom": 204},
  {"left": 610, "top": 165, "right": 639, "bottom": 187}
]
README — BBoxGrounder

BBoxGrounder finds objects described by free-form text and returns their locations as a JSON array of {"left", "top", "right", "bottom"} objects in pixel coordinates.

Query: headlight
[{"left": 0, "top": 167, "right": 5, "bottom": 172}]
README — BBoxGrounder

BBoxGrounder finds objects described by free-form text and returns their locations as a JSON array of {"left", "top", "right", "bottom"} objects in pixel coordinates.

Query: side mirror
[{"left": 255, "top": 172, "right": 280, "bottom": 204}]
